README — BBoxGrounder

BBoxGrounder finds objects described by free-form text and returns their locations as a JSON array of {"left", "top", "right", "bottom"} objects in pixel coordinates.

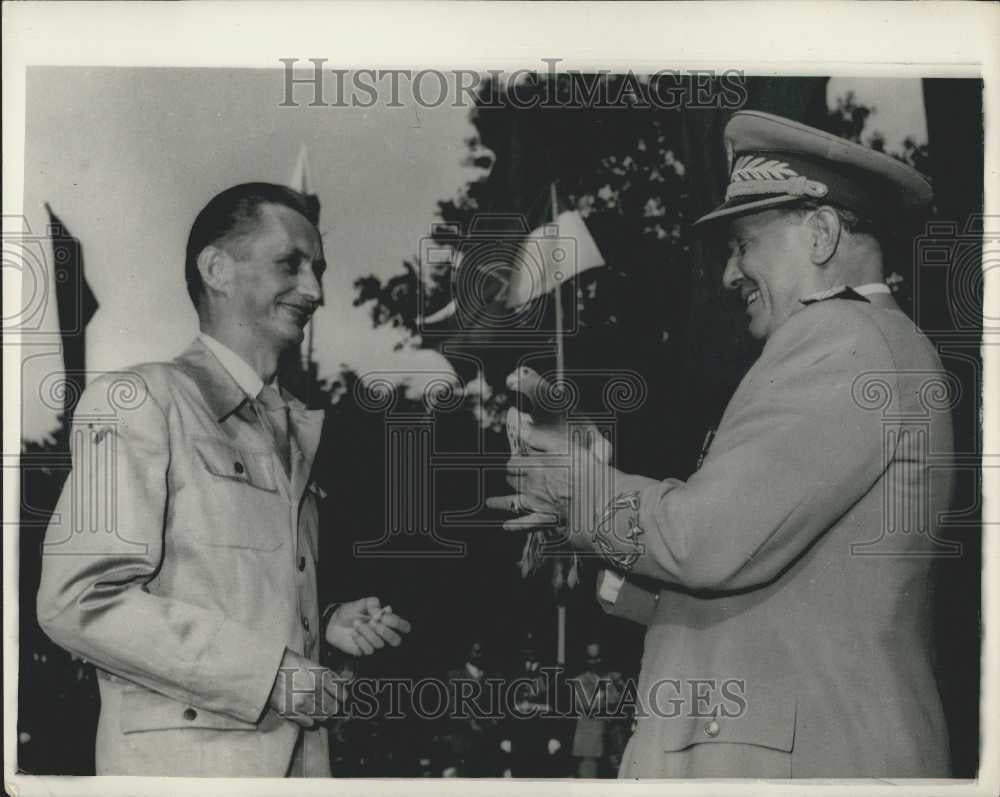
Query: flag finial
[{"left": 290, "top": 144, "right": 313, "bottom": 196}]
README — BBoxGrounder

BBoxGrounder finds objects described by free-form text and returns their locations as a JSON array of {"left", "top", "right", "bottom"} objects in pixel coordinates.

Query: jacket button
[
  {"left": 234, "top": 461, "right": 245, "bottom": 474},
  {"left": 298, "top": 556, "right": 306, "bottom": 572},
  {"left": 704, "top": 719, "right": 720, "bottom": 737},
  {"left": 302, "top": 616, "right": 310, "bottom": 631},
  {"left": 183, "top": 708, "right": 198, "bottom": 721}
]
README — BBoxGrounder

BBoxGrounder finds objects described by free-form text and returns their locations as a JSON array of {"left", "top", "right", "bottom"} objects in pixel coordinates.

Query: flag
[
  {"left": 422, "top": 210, "right": 605, "bottom": 325},
  {"left": 45, "top": 204, "right": 98, "bottom": 419},
  {"left": 505, "top": 210, "right": 605, "bottom": 309}
]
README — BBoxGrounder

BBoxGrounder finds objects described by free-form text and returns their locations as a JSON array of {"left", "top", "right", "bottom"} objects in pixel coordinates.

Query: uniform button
[
  {"left": 704, "top": 719, "right": 720, "bottom": 737},
  {"left": 298, "top": 556, "right": 306, "bottom": 572},
  {"left": 183, "top": 708, "right": 198, "bottom": 721},
  {"left": 234, "top": 461, "right": 245, "bottom": 474},
  {"left": 302, "top": 616, "right": 310, "bottom": 631}
]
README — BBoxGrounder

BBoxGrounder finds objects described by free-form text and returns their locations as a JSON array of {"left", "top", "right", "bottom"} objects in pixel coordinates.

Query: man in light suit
[
  {"left": 37, "top": 183, "right": 410, "bottom": 776},
  {"left": 489, "top": 112, "right": 954, "bottom": 777}
]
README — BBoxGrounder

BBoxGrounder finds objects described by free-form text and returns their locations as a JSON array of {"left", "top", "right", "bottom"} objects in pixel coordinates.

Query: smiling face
[
  {"left": 721, "top": 208, "right": 814, "bottom": 340},
  {"left": 226, "top": 203, "right": 326, "bottom": 352}
]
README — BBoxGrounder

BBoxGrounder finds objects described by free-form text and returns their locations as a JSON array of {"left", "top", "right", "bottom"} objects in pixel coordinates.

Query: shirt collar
[
  {"left": 852, "top": 282, "right": 891, "bottom": 297},
  {"left": 199, "top": 333, "right": 268, "bottom": 399}
]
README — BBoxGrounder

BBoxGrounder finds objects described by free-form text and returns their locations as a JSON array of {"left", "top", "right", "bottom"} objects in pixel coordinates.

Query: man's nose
[
  {"left": 722, "top": 256, "right": 743, "bottom": 291},
  {"left": 298, "top": 266, "right": 324, "bottom": 305}
]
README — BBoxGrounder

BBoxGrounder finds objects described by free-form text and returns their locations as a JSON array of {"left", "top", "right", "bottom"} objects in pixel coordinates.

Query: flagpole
[
  {"left": 550, "top": 181, "right": 569, "bottom": 668},
  {"left": 551, "top": 182, "right": 564, "bottom": 386}
]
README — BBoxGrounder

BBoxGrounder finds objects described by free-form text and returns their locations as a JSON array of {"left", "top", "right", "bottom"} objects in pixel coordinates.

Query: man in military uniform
[
  {"left": 37, "top": 183, "right": 411, "bottom": 776},
  {"left": 438, "top": 639, "right": 501, "bottom": 776},
  {"left": 570, "top": 642, "right": 616, "bottom": 778},
  {"left": 489, "top": 112, "right": 953, "bottom": 777}
]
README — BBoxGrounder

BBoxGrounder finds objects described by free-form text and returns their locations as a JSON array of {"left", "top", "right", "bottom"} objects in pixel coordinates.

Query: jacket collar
[
  {"left": 175, "top": 337, "right": 325, "bottom": 486},
  {"left": 198, "top": 333, "right": 266, "bottom": 399},
  {"left": 174, "top": 337, "right": 312, "bottom": 419},
  {"left": 174, "top": 337, "right": 249, "bottom": 422}
]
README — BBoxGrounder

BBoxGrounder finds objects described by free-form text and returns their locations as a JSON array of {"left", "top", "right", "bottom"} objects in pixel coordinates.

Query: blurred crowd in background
[{"left": 329, "top": 636, "right": 633, "bottom": 778}]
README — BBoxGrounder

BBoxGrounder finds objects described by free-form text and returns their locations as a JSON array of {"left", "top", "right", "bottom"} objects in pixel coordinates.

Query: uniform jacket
[
  {"left": 37, "top": 338, "right": 330, "bottom": 776},
  {"left": 585, "top": 294, "right": 954, "bottom": 778}
]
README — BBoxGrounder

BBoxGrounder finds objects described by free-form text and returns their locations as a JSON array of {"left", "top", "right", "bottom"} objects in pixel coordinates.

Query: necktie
[{"left": 252, "top": 384, "right": 291, "bottom": 476}]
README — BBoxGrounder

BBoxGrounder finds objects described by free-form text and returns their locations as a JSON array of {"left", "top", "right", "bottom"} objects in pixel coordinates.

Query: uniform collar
[{"left": 800, "top": 282, "right": 891, "bottom": 305}]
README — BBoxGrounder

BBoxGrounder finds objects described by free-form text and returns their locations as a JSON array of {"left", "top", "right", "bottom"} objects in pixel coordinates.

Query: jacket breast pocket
[
  {"left": 120, "top": 687, "right": 257, "bottom": 734},
  {"left": 190, "top": 437, "right": 284, "bottom": 551}
]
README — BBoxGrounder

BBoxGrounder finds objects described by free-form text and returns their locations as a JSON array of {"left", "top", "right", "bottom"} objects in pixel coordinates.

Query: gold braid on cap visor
[{"left": 726, "top": 156, "right": 829, "bottom": 200}]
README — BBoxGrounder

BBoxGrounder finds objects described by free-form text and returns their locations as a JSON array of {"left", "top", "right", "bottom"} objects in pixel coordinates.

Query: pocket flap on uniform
[
  {"left": 194, "top": 437, "right": 277, "bottom": 493},
  {"left": 658, "top": 681, "right": 796, "bottom": 753},
  {"left": 120, "top": 688, "right": 258, "bottom": 734}
]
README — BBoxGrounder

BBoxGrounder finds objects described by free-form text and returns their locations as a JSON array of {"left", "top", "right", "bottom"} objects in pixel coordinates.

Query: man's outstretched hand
[{"left": 325, "top": 597, "right": 412, "bottom": 656}]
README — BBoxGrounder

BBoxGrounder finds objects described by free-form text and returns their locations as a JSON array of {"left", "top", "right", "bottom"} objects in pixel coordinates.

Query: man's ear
[
  {"left": 196, "top": 245, "right": 234, "bottom": 298},
  {"left": 807, "top": 206, "right": 842, "bottom": 266}
]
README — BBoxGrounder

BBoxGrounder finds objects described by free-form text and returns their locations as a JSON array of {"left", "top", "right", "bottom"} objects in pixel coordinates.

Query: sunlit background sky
[{"left": 20, "top": 69, "right": 927, "bottom": 441}]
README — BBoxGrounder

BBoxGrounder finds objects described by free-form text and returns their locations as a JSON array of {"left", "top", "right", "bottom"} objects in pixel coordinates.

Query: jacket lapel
[{"left": 284, "top": 390, "right": 325, "bottom": 507}]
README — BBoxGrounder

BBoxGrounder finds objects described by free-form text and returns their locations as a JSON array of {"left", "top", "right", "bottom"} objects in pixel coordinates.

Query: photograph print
[{"left": 5, "top": 5, "right": 993, "bottom": 790}]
